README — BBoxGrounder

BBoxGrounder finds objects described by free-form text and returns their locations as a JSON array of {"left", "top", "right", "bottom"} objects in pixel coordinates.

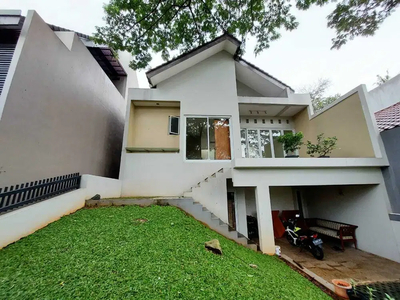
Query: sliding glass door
[{"left": 241, "top": 129, "right": 294, "bottom": 158}]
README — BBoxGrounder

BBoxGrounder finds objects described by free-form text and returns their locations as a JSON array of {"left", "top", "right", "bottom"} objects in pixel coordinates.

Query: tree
[
  {"left": 299, "top": 78, "right": 341, "bottom": 112},
  {"left": 93, "top": 0, "right": 298, "bottom": 70},
  {"left": 375, "top": 70, "right": 391, "bottom": 86},
  {"left": 94, "top": 0, "right": 400, "bottom": 70},
  {"left": 297, "top": 0, "right": 400, "bottom": 49}
]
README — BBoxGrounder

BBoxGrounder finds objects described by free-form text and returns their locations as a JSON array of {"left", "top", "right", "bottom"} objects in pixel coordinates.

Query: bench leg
[
  {"left": 341, "top": 239, "right": 345, "bottom": 251},
  {"left": 354, "top": 239, "right": 358, "bottom": 250}
]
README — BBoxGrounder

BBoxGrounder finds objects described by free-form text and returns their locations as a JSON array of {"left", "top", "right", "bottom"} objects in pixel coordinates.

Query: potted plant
[
  {"left": 277, "top": 132, "right": 304, "bottom": 157},
  {"left": 332, "top": 279, "right": 352, "bottom": 299},
  {"left": 306, "top": 133, "right": 337, "bottom": 157}
]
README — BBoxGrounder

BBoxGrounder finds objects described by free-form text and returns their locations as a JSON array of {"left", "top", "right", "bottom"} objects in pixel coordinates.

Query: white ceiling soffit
[
  {"left": 235, "top": 60, "right": 292, "bottom": 97},
  {"left": 147, "top": 35, "right": 240, "bottom": 86},
  {"left": 239, "top": 104, "right": 307, "bottom": 117}
]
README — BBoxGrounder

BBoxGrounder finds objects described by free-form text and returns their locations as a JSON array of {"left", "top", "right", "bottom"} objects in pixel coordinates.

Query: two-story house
[{"left": 119, "top": 34, "right": 400, "bottom": 263}]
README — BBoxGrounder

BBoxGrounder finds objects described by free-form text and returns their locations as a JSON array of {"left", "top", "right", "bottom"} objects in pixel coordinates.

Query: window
[
  {"left": 186, "top": 117, "right": 231, "bottom": 160},
  {"left": 168, "top": 116, "right": 180, "bottom": 135},
  {"left": 241, "top": 129, "right": 295, "bottom": 158}
]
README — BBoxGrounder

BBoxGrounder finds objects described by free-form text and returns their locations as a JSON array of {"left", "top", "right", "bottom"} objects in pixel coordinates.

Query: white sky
[{"left": 2, "top": 0, "right": 400, "bottom": 95}]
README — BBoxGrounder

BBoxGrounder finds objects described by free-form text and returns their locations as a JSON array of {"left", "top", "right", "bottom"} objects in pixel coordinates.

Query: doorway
[{"left": 227, "top": 192, "right": 236, "bottom": 230}]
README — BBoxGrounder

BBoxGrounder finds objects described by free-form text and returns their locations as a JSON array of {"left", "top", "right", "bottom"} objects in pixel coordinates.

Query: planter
[
  {"left": 347, "top": 289, "right": 368, "bottom": 300},
  {"left": 332, "top": 279, "right": 352, "bottom": 299},
  {"left": 285, "top": 155, "right": 299, "bottom": 158}
]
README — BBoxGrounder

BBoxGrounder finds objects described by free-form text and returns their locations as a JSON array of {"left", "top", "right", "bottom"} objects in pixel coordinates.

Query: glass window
[
  {"left": 186, "top": 118, "right": 208, "bottom": 160},
  {"left": 247, "top": 129, "right": 260, "bottom": 158},
  {"left": 241, "top": 129, "right": 294, "bottom": 158},
  {"left": 186, "top": 117, "right": 231, "bottom": 160},
  {"left": 241, "top": 129, "right": 247, "bottom": 158},
  {"left": 272, "top": 130, "right": 284, "bottom": 158},
  {"left": 260, "top": 130, "right": 272, "bottom": 158}
]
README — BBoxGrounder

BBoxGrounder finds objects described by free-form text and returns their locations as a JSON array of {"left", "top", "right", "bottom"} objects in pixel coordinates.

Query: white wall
[
  {"left": 121, "top": 51, "right": 240, "bottom": 196},
  {"left": 0, "top": 11, "right": 126, "bottom": 187},
  {"left": 304, "top": 184, "right": 400, "bottom": 263},
  {"left": 80, "top": 174, "right": 122, "bottom": 200},
  {"left": 0, "top": 188, "right": 86, "bottom": 249},
  {"left": 270, "top": 186, "right": 295, "bottom": 211},
  {"left": 391, "top": 221, "right": 400, "bottom": 259},
  {"left": 368, "top": 73, "right": 400, "bottom": 113}
]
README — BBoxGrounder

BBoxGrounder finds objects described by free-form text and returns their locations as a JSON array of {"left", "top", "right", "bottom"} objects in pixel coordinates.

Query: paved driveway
[{"left": 276, "top": 238, "right": 400, "bottom": 284}]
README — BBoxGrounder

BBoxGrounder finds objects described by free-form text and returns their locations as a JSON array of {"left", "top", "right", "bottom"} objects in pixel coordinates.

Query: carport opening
[{"left": 247, "top": 184, "right": 381, "bottom": 252}]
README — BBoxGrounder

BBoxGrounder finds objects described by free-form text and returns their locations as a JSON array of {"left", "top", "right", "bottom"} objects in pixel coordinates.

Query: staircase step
[
  {"left": 246, "top": 243, "right": 258, "bottom": 251},
  {"left": 183, "top": 191, "right": 193, "bottom": 197}
]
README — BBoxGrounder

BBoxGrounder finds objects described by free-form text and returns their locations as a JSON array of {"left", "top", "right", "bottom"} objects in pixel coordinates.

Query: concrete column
[
  {"left": 235, "top": 189, "right": 248, "bottom": 238},
  {"left": 255, "top": 185, "right": 275, "bottom": 254}
]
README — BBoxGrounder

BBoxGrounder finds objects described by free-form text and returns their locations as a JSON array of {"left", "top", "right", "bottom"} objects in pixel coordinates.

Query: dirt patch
[{"left": 132, "top": 218, "right": 148, "bottom": 225}]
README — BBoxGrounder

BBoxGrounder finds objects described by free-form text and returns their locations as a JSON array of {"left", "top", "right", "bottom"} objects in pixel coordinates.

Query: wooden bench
[{"left": 305, "top": 218, "right": 358, "bottom": 250}]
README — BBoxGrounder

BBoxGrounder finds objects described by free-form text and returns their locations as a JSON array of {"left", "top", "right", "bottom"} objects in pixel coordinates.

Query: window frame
[
  {"left": 241, "top": 128, "right": 295, "bottom": 158},
  {"left": 168, "top": 116, "right": 180, "bottom": 135},
  {"left": 184, "top": 115, "right": 232, "bottom": 162}
]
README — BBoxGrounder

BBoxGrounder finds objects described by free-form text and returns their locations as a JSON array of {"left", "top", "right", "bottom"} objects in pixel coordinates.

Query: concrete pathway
[{"left": 276, "top": 238, "right": 400, "bottom": 284}]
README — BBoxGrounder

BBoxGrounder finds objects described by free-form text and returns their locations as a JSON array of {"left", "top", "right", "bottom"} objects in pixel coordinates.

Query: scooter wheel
[{"left": 311, "top": 246, "right": 324, "bottom": 260}]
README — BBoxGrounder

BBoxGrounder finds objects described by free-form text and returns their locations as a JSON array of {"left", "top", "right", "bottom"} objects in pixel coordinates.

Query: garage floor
[{"left": 275, "top": 238, "right": 400, "bottom": 284}]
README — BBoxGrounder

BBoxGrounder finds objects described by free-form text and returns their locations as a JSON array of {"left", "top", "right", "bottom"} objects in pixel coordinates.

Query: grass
[{"left": 0, "top": 206, "right": 331, "bottom": 299}]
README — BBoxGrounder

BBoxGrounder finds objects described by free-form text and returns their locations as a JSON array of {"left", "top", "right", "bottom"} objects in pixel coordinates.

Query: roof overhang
[
  {"left": 146, "top": 34, "right": 240, "bottom": 86},
  {"left": 235, "top": 58, "right": 294, "bottom": 97}
]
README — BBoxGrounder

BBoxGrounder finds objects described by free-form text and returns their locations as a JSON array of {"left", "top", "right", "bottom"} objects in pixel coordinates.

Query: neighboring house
[
  {"left": 119, "top": 33, "right": 400, "bottom": 263},
  {"left": 0, "top": 10, "right": 138, "bottom": 187},
  {"left": 375, "top": 102, "right": 400, "bottom": 218},
  {"left": 369, "top": 73, "right": 400, "bottom": 113}
]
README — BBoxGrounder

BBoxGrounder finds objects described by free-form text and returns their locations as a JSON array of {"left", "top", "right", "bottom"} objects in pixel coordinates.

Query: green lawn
[{"left": 0, "top": 205, "right": 331, "bottom": 299}]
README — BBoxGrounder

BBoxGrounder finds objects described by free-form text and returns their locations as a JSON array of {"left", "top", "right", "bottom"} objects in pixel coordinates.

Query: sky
[{"left": 2, "top": 0, "right": 400, "bottom": 96}]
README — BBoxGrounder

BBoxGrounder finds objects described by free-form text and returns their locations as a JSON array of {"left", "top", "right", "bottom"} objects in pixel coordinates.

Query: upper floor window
[
  {"left": 186, "top": 117, "right": 231, "bottom": 160},
  {"left": 241, "top": 128, "right": 294, "bottom": 158}
]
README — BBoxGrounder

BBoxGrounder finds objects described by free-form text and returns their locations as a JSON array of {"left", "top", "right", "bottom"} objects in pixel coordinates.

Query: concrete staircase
[{"left": 167, "top": 197, "right": 258, "bottom": 251}]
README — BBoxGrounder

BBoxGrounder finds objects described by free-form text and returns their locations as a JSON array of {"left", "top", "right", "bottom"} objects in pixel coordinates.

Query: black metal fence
[{"left": 0, "top": 173, "right": 81, "bottom": 213}]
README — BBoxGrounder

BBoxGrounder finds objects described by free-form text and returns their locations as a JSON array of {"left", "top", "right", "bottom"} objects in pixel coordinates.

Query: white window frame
[
  {"left": 168, "top": 116, "right": 180, "bottom": 135},
  {"left": 184, "top": 115, "right": 233, "bottom": 161},
  {"left": 241, "top": 128, "right": 295, "bottom": 158}
]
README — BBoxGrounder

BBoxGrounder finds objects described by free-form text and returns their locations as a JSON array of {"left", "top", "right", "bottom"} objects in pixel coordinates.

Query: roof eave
[{"left": 146, "top": 33, "right": 241, "bottom": 86}]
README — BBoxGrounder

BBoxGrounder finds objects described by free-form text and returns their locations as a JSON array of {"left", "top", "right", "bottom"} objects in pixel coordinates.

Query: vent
[
  {"left": 168, "top": 116, "right": 180, "bottom": 135},
  {"left": 0, "top": 44, "right": 16, "bottom": 96}
]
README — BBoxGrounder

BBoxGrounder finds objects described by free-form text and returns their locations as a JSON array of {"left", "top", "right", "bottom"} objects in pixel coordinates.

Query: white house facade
[{"left": 119, "top": 34, "right": 400, "bottom": 263}]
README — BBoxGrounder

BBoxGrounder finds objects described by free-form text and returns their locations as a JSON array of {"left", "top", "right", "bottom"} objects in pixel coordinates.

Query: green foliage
[
  {"left": 385, "top": 293, "right": 395, "bottom": 300},
  {"left": 94, "top": 0, "right": 399, "bottom": 69},
  {"left": 277, "top": 131, "right": 304, "bottom": 154},
  {"left": 296, "top": 0, "right": 400, "bottom": 49},
  {"left": 366, "top": 286, "right": 376, "bottom": 299},
  {"left": 376, "top": 70, "right": 391, "bottom": 86},
  {"left": 0, "top": 206, "right": 330, "bottom": 299},
  {"left": 299, "top": 78, "right": 341, "bottom": 112},
  {"left": 306, "top": 133, "right": 338, "bottom": 157},
  {"left": 93, "top": 0, "right": 298, "bottom": 69}
]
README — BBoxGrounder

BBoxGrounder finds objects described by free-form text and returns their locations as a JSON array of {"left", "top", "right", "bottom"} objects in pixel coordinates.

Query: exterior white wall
[
  {"left": 80, "top": 175, "right": 122, "bottom": 200},
  {"left": 391, "top": 221, "right": 400, "bottom": 258},
  {"left": 368, "top": 73, "right": 400, "bottom": 113},
  {"left": 0, "top": 188, "right": 86, "bottom": 249},
  {"left": 190, "top": 169, "right": 231, "bottom": 223},
  {"left": 117, "top": 50, "right": 139, "bottom": 96},
  {"left": 0, "top": 11, "right": 127, "bottom": 187},
  {"left": 270, "top": 187, "right": 295, "bottom": 211},
  {"left": 121, "top": 51, "right": 240, "bottom": 196},
  {"left": 303, "top": 184, "right": 400, "bottom": 263}
]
